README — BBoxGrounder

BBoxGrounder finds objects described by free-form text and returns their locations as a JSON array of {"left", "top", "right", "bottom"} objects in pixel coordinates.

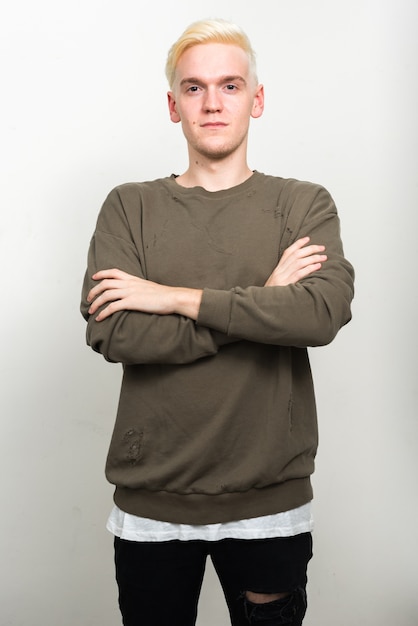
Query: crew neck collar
[{"left": 168, "top": 171, "right": 261, "bottom": 196}]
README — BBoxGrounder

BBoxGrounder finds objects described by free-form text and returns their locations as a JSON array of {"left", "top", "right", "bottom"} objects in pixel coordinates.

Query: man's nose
[{"left": 203, "top": 87, "right": 222, "bottom": 112}]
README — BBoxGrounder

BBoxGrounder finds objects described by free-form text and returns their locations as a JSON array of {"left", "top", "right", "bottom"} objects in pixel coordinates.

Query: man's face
[{"left": 167, "top": 43, "right": 264, "bottom": 162}]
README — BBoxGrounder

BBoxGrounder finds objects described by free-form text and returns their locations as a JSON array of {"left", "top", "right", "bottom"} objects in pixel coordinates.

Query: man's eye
[
  {"left": 225, "top": 84, "right": 237, "bottom": 90},
  {"left": 188, "top": 85, "right": 199, "bottom": 92}
]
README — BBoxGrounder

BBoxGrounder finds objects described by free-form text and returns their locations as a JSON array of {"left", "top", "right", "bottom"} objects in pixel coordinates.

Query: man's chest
[{"left": 139, "top": 199, "right": 288, "bottom": 289}]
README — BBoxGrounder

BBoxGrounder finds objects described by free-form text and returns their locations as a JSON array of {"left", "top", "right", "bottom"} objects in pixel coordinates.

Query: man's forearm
[{"left": 87, "top": 269, "right": 203, "bottom": 322}]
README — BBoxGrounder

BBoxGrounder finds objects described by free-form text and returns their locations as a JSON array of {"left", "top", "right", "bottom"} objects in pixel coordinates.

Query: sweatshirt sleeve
[
  {"left": 197, "top": 183, "right": 355, "bottom": 347},
  {"left": 80, "top": 187, "right": 228, "bottom": 365}
]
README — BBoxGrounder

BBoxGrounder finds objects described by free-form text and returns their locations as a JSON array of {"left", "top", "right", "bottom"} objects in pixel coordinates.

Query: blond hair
[{"left": 165, "top": 18, "right": 258, "bottom": 89}]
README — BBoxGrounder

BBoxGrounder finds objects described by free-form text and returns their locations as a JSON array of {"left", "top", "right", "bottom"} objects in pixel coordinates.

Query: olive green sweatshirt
[{"left": 80, "top": 172, "right": 354, "bottom": 524}]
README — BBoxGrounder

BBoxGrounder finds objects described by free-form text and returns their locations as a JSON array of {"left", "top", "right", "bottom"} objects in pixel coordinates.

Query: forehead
[{"left": 174, "top": 43, "right": 250, "bottom": 84}]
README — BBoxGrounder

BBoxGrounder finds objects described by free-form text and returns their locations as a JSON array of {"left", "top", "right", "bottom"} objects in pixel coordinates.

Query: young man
[{"left": 81, "top": 18, "right": 354, "bottom": 626}]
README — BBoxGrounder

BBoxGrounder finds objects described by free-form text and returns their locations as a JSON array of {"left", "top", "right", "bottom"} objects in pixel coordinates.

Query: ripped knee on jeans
[
  {"left": 245, "top": 590, "right": 290, "bottom": 604},
  {"left": 243, "top": 587, "right": 307, "bottom": 625}
]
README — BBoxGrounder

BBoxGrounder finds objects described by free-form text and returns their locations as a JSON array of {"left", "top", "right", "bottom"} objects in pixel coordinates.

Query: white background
[{"left": 1, "top": 1, "right": 417, "bottom": 624}]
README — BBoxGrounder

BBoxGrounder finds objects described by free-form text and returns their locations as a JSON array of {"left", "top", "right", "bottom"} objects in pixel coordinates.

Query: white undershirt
[{"left": 107, "top": 502, "right": 313, "bottom": 542}]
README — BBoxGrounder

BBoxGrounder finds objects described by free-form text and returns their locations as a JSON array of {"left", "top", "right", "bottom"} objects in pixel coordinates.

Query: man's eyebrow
[{"left": 179, "top": 75, "right": 247, "bottom": 87}]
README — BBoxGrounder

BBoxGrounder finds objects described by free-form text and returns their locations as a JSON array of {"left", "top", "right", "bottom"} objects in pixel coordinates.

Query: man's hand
[
  {"left": 265, "top": 237, "right": 326, "bottom": 287},
  {"left": 87, "top": 269, "right": 202, "bottom": 322}
]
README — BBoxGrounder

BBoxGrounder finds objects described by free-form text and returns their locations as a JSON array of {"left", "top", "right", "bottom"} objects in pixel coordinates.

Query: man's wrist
[{"left": 173, "top": 287, "right": 203, "bottom": 320}]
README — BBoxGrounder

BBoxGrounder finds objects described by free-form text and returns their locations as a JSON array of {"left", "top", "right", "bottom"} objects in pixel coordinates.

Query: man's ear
[
  {"left": 167, "top": 92, "right": 181, "bottom": 123},
  {"left": 251, "top": 84, "right": 265, "bottom": 119}
]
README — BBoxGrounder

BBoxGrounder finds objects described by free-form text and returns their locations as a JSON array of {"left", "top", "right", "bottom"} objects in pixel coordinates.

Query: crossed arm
[{"left": 87, "top": 237, "right": 327, "bottom": 322}]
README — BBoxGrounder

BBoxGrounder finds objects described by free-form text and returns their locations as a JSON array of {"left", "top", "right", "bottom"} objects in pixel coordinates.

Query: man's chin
[{"left": 195, "top": 143, "right": 237, "bottom": 161}]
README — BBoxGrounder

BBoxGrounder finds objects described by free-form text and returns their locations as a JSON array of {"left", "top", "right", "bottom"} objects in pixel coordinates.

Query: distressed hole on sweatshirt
[
  {"left": 262, "top": 206, "right": 281, "bottom": 218},
  {"left": 122, "top": 429, "right": 143, "bottom": 465}
]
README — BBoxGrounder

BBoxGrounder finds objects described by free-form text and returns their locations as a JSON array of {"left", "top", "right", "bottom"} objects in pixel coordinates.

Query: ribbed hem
[{"left": 113, "top": 478, "right": 313, "bottom": 525}]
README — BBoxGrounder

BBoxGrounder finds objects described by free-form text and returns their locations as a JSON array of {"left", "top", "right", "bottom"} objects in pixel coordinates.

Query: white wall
[{"left": 1, "top": 1, "right": 417, "bottom": 624}]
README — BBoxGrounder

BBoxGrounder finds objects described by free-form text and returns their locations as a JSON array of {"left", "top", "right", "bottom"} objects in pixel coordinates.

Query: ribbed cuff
[{"left": 197, "top": 288, "right": 233, "bottom": 333}]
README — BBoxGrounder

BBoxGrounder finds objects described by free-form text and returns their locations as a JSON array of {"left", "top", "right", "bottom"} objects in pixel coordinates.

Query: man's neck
[{"left": 175, "top": 158, "right": 253, "bottom": 192}]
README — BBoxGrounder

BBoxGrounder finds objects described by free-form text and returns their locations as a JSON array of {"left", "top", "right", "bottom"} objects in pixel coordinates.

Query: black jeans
[{"left": 114, "top": 532, "right": 312, "bottom": 626}]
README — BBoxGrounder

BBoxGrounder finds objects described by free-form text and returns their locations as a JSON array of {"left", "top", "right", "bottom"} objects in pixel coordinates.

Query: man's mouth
[{"left": 201, "top": 122, "right": 227, "bottom": 129}]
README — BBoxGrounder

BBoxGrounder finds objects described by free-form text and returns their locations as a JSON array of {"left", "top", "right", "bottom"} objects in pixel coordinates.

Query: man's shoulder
[
  {"left": 97, "top": 177, "right": 174, "bottom": 223},
  {"left": 260, "top": 172, "right": 327, "bottom": 196},
  {"left": 256, "top": 174, "right": 330, "bottom": 211},
  {"left": 110, "top": 176, "right": 173, "bottom": 197}
]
